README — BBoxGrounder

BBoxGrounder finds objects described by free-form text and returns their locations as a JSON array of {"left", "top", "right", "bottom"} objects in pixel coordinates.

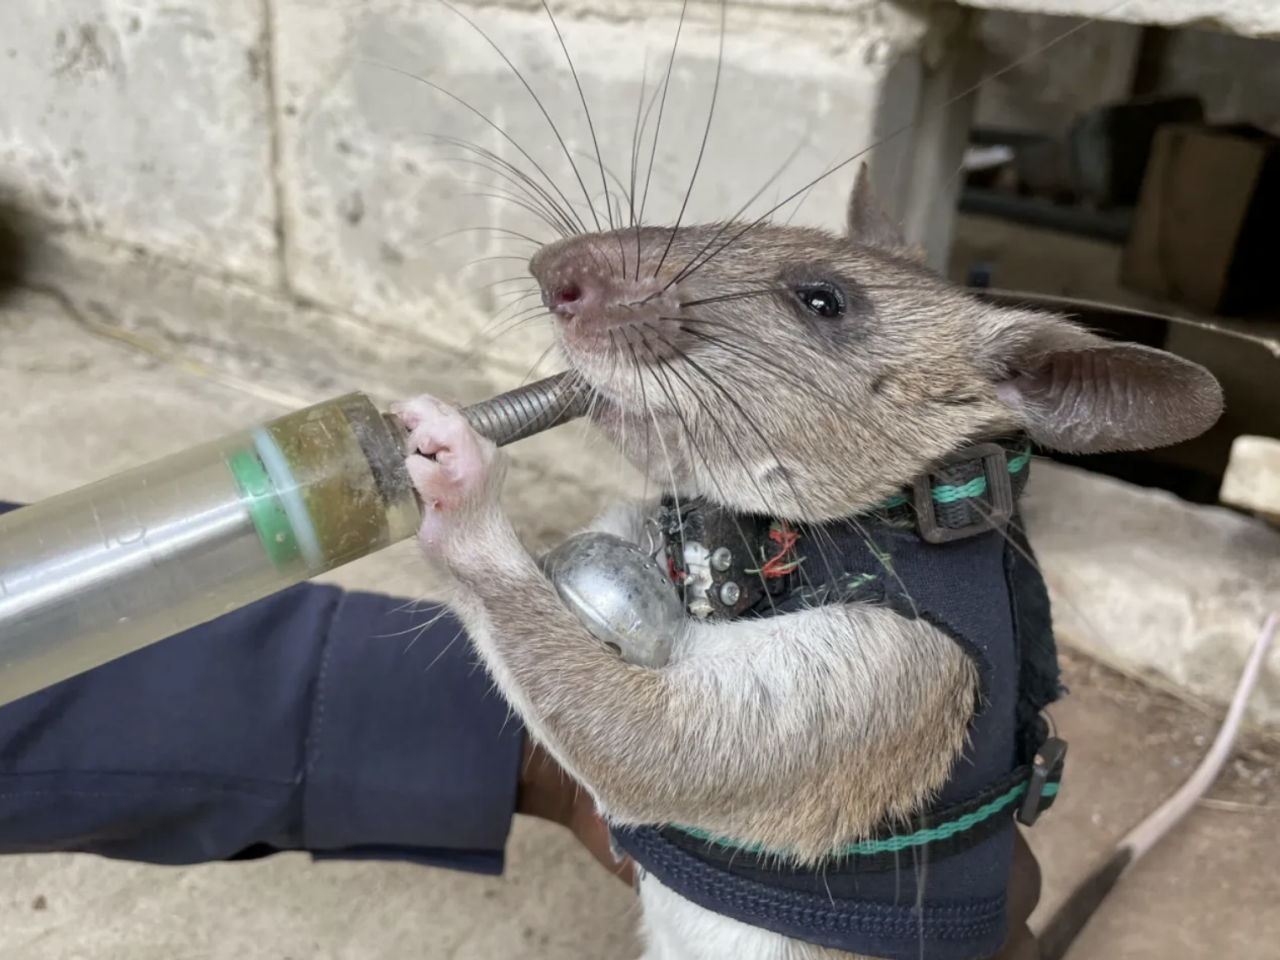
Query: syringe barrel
[
  {"left": 0, "top": 373, "right": 589, "bottom": 708},
  {"left": 0, "top": 393, "right": 419, "bottom": 707}
]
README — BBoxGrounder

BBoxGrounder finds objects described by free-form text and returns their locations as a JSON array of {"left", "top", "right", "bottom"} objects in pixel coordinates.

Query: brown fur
[{"left": 398, "top": 167, "right": 1224, "bottom": 955}]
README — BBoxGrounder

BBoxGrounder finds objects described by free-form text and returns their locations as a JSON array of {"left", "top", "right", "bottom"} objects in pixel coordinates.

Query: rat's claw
[
  {"left": 390, "top": 394, "right": 459, "bottom": 435},
  {"left": 392, "top": 395, "right": 500, "bottom": 551}
]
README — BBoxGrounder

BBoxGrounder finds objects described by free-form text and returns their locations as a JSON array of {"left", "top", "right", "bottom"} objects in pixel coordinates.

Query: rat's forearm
[{"left": 439, "top": 513, "right": 658, "bottom": 794}]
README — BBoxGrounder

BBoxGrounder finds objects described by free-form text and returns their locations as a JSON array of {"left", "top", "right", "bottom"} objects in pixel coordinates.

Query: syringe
[{"left": 0, "top": 374, "right": 589, "bottom": 708}]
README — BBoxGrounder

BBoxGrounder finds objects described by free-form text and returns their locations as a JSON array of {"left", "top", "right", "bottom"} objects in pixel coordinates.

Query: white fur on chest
[{"left": 637, "top": 874, "right": 853, "bottom": 960}]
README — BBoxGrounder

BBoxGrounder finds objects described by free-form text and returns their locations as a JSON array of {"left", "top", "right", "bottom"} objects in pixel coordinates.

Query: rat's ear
[
  {"left": 986, "top": 311, "right": 1224, "bottom": 453},
  {"left": 847, "top": 163, "right": 908, "bottom": 252}
]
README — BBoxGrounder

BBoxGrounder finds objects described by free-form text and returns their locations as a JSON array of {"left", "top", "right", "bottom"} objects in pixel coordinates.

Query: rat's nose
[
  {"left": 529, "top": 237, "right": 612, "bottom": 322},
  {"left": 529, "top": 233, "right": 672, "bottom": 329},
  {"left": 545, "top": 280, "right": 585, "bottom": 317}
]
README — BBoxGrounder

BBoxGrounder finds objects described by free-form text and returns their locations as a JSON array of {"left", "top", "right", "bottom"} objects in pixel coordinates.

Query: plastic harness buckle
[
  {"left": 912, "top": 442, "right": 1016, "bottom": 544},
  {"left": 1016, "top": 736, "right": 1068, "bottom": 826}
]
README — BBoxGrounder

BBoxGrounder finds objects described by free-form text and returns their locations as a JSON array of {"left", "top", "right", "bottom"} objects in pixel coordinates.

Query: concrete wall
[
  {"left": 0, "top": 0, "right": 950, "bottom": 379},
  {"left": 11, "top": 1, "right": 1272, "bottom": 372},
  {"left": 1, "top": 2, "right": 280, "bottom": 285},
  {"left": 4, "top": 2, "right": 1277, "bottom": 369}
]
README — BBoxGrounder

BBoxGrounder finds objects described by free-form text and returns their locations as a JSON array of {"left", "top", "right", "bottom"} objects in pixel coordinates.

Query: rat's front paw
[{"left": 390, "top": 395, "right": 503, "bottom": 552}]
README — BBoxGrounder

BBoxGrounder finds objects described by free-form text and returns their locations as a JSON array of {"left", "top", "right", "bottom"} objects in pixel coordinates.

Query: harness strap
[
  {"left": 659, "top": 735, "right": 1066, "bottom": 874},
  {"left": 610, "top": 823, "right": 1011, "bottom": 960}
]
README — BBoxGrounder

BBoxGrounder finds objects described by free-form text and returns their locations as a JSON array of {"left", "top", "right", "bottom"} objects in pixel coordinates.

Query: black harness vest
[{"left": 609, "top": 440, "right": 1068, "bottom": 960}]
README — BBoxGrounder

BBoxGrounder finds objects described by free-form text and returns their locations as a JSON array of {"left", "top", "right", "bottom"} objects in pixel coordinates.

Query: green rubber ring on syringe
[{"left": 227, "top": 449, "right": 302, "bottom": 569}]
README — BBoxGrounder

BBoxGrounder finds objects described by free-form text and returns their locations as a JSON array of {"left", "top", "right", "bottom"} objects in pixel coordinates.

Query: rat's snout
[{"left": 528, "top": 233, "right": 682, "bottom": 336}]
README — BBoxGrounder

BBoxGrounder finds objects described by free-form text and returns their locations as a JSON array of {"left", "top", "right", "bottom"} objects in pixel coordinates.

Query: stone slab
[
  {"left": 0, "top": 0, "right": 281, "bottom": 288},
  {"left": 1021, "top": 459, "right": 1280, "bottom": 729},
  {"left": 1221, "top": 434, "right": 1280, "bottom": 523}
]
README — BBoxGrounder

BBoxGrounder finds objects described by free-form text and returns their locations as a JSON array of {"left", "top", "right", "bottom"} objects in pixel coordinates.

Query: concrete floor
[{"left": 1, "top": 279, "right": 1278, "bottom": 959}]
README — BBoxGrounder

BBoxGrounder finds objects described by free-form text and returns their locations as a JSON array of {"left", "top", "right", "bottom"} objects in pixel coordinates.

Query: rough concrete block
[
  {"left": 272, "top": 0, "right": 926, "bottom": 371},
  {"left": 1221, "top": 435, "right": 1280, "bottom": 524},
  {"left": 0, "top": 0, "right": 280, "bottom": 287},
  {"left": 1021, "top": 460, "right": 1280, "bottom": 729},
  {"left": 959, "top": 0, "right": 1280, "bottom": 38}
]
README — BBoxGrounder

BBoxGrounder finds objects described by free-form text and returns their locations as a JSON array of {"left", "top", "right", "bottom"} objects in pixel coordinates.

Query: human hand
[
  {"left": 1000, "top": 829, "right": 1044, "bottom": 959},
  {"left": 515, "top": 733, "right": 635, "bottom": 887}
]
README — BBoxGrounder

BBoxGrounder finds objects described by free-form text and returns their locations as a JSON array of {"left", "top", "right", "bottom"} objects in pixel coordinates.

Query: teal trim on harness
[
  {"left": 933, "top": 476, "right": 987, "bottom": 504},
  {"left": 670, "top": 782, "right": 1059, "bottom": 859},
  {"left": 877, "top": 446, "right": 1032, "bottom": 511},
  {"left": 1006, "top": 450, "right": 1032, "bottom": 473}
]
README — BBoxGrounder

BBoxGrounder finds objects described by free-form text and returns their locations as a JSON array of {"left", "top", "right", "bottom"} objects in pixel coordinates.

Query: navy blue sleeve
[{"left": 0, "top": 500, "right": 523, "bottom": 875}]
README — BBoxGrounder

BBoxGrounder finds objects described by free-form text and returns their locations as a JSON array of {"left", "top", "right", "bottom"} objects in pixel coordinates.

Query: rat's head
[{"left": 528, "top": 164, "right": 1223, "bottom": 522}]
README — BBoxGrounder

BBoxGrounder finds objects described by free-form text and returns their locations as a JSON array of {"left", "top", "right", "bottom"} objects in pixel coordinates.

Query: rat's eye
[{"left": 794, "top": 282, "right": 845, "bottom": 319}]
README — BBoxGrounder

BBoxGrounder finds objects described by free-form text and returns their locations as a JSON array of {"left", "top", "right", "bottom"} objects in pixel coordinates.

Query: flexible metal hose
[{"left": 463, "top": 372, "right": 592, "bottom": 446}]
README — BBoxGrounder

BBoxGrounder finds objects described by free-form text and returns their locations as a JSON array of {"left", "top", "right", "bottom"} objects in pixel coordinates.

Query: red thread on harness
[
  {"left": 667, "top": 555, "right": 686, "bottom": 583},
  {"left": 759, "top": 523, "right": 799, "bottom": 578}
]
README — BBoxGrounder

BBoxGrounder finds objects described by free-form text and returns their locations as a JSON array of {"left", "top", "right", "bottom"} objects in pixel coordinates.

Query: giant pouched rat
[
  {"left": 383, "top": 4, "right": 1237, "bottom": 957},
  {"left": 390, "top": 149, "right": 1227, "bottom": 957}
]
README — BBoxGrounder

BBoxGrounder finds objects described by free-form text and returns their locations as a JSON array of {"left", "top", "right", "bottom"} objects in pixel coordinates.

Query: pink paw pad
[{"left": 389, "top": 396, "right": 492, "bottom": 521}]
